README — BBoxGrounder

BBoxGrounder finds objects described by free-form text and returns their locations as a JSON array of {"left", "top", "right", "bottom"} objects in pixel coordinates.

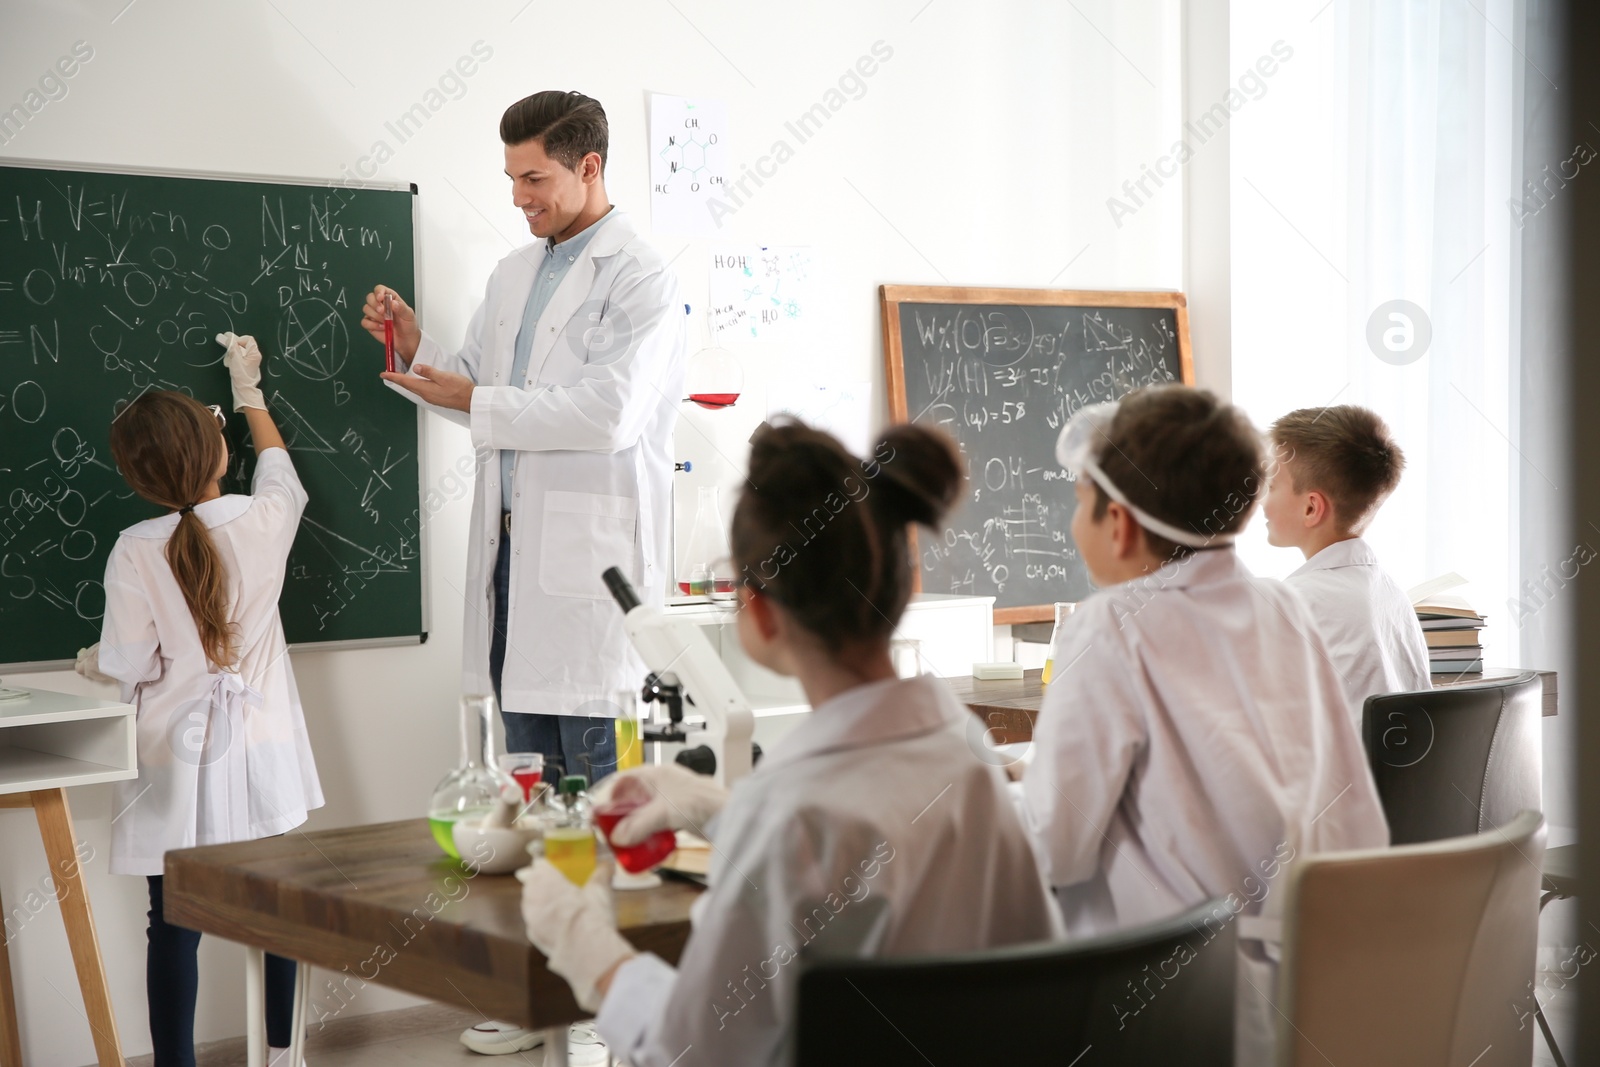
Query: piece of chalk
[{"left": 972, "top": 662, "right": 1025, "bottom": 680}]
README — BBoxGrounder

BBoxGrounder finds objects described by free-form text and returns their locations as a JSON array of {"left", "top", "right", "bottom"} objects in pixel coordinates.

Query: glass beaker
[
  {"left": 427, "top": 694, "right": 516, "bottom": 858},
  {"left": 679, "top": 486, "right": 733, "bottom": 597},
  {"left": 1041, "top": 602, "right": 1077, "bottom": 686}
]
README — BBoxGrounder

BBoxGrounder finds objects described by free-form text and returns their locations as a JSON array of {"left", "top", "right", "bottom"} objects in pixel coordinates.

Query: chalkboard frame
[
  {"left": 879, "top": 284, "right": 1194, "bottom": 625},
  {"left": 0, "top": 157, "right": 431, "bottom": 670}
]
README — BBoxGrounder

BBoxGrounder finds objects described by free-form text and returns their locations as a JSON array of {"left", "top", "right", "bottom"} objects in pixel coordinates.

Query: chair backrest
[
  {"left": 793, "top": 899, "right": 1236, "bottom": 1067},
  {"left": 1276, "top": 809, "right": 1546, "bottom": 1067},
  {"left": 1362, "top": 672, "right": 1542, "bottom": 844}
]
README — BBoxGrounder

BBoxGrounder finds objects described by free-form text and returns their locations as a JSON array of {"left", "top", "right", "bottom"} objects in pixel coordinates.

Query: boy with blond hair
[
  {"left": 1263, "top": 405, "right": 1430, "bottom": 717},
  {"left": 1021, "top": 386, "right": 1387, "bottom": 1066}
]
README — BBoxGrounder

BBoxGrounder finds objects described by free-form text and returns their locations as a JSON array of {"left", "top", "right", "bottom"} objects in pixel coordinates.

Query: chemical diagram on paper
[
  {"left": 648, "top": 94, "right": 729, "bottom": 237},
  {"left": 709, "top": 245, "right": 812, "bottom": 343}
]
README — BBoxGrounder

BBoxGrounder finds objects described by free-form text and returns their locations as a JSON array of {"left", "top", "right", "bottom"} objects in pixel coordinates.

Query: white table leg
[
  {"left": 285, "top": 962, "right": 309, "bottom": 1067},
  {"left": 543, "top": 1025, "right": 568, "bottom": 1067},
  {"left": 244, "top": 946, "right": 265, "bottom": 1067}
]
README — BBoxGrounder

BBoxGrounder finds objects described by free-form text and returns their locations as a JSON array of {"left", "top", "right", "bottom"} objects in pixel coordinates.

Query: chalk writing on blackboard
[{"left": 883, "top": 288, "right": 1192, "bottom": 622}]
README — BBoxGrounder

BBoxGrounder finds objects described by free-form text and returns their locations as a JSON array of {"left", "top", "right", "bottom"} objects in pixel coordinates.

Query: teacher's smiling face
[{"left": 504, "top": 138, "right": 602, "bottom": 242}]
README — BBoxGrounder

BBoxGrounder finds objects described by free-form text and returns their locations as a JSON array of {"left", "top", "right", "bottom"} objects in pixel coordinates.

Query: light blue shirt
[{"left": 500, "top": 209, "right": 611, "bottom": 510}]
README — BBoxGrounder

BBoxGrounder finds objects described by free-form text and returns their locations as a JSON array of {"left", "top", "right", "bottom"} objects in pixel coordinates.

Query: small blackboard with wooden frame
[{"left": 880, "top": 285, "right": 1194, "bottom": 624}]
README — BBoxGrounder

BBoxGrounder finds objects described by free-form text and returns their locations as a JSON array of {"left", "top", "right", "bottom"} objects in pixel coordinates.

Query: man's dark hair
[{"left": 500, "top": 91, "right": 608, "bottom": 171}]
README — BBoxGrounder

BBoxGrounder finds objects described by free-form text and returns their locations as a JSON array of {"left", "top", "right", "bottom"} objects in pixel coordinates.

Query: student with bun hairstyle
[
  {"left": 81, "top": 334, "right": 322, "bottom": 1067},
  {"left": 518, "top": 418, "right": 1058, "bottom": 1067}
]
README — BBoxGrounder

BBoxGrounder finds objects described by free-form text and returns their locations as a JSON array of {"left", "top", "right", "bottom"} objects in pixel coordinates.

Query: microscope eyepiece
[{"left": 602, "top": 566, "right": 641, "bottom": 613}]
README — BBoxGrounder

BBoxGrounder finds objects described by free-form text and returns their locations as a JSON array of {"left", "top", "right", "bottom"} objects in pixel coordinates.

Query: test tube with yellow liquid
[
  {"left": 615, "top": 688, "right": 644, "bottom": 772},
  {"left": 1040, "top": 602, "right": 1076, "bottom": 685}
]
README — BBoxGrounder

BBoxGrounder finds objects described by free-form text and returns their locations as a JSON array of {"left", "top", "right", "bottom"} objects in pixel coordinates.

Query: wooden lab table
[
  {"left": 0, "top": 686, "right": 137, "bottom": 1067},
  {"left": 164, "top": 819, "right": 703, "bottom": 1064},
  {"left": 953, "top": 667, "right": 1560, "bottom": 745}
]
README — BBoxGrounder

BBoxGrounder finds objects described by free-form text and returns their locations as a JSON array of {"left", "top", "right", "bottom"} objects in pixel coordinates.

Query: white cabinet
[{"left": 0, "top": 687, "right": 137, "bottom": 794}]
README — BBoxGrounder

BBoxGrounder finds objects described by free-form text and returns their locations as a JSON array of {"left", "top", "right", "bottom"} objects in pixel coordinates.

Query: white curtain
[
  {"left": 1228, "top": 0, "right": 1575, "bottom": 842},
  {"left": 1228, "top": 0, "right": 1517, "bottom": 668}
]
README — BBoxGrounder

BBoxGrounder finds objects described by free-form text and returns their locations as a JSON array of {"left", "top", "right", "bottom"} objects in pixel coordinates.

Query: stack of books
[{"left": 1409, "top": 573, "right": 1485, "bottom": 675}]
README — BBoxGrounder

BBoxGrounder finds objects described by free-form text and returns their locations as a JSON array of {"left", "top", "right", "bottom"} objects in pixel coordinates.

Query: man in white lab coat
[
  {"left": 1262, "top": 405, "right": 1431, "bottom": 718},
  {"left": 362, "top": 91, "right": 685, "bottom": 1057},
  {"left": 1020, "top": 387, "right": 1389, "bottom": 1067},
  {"left": 365, "top": 90, "right": 683, "bottom": 762}
]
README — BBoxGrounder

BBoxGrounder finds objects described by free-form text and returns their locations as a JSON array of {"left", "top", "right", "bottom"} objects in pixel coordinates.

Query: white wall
[{"left": 0, "top": 1, "right": 1184, "bottom": 1063}]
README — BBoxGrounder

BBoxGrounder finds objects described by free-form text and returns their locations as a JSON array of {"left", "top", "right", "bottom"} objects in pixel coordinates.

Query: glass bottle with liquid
[
  {"left": 1040, "top": 602, "right": 1077, "bottom": 686},
  {"left": 543, "top": 775, "right": 597, "bottom": 885},
  {"left": 427, "top": 694, "right": 515, "bottom": 858},
  {"left": 684, "top": 344, "right": 743, "bottom": 410},
  {"left": 678, "top": 486, "right": 734, "bottom": 598}
]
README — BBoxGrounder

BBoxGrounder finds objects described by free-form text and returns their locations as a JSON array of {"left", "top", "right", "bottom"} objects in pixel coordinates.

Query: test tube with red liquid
[{"left": 383, "top": 291, "right": 396, "bottom": 373}]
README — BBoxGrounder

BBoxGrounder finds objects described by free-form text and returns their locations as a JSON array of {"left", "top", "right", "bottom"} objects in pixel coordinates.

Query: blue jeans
[
  {"left": 489, "top": 525, "right": 617, "bottom": 785},
  {"left": 147, "top": 875, "right": 295, "bottom": 1065}
]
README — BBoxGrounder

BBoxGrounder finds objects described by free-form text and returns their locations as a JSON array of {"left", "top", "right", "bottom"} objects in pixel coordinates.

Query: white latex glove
[
  {"left": 74, "top": 643, "right": 115, "bottom": 685},
  {"left": 517, "top": 860, "right": 635, "bottom": 1012},
  {"left": 591, "top": 763, "right": 729, "bottom": 846},
  {"left": 216, "top": 332, "right": 266, "bottom": 411}
]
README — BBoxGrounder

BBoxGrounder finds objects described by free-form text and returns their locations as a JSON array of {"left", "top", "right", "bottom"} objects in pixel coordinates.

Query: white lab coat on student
[
  {"left": 596, "top": 674, "right": 1059, "bottom": 1067},
  {"left": 1286, "top": 537, "right": 1431, "bottom": 720},
  {"left": 399, "top": 209, "right": 685, "bottom": 714},
  {"left": 99, "top": 449, "right": 324, "bottom": 876},
  {"left": 1020, "top": 549, "right": 1388, "bottom": 1067}
]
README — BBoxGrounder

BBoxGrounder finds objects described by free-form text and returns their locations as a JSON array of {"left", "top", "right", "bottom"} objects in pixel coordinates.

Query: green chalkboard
[{"left": 0, "top": 162, "right": 423, "bottom": 668}]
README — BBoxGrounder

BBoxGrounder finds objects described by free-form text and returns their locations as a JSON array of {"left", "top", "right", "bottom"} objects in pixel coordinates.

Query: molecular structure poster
[
  {"left": 708, "top": 245, "right": 813, "bottom": 342},
  {"left": 648, "top": 93, "right": 729, "bottom": 237}
]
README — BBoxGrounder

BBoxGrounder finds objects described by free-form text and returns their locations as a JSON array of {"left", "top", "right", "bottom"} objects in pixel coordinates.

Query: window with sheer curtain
[
  {"left": 1227, "top": 0, "right": 1574, "bottom": 833},
  {"left": 1229, "top": 0, "right": 1519, "bottom": 653}
]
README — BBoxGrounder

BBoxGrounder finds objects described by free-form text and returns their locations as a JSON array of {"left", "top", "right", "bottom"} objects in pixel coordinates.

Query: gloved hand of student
[
  {"left": 73, "top": 643, "right": 115, "bottom": 685},
  {"left": 591, "top": 763, "right": 730, "bottom": 845},
  {"left": 517, "top": 860, "right": 635, "bottom": 1012},
  {"left": 216, "top": 332, "right": 266, "bottom": 411}
]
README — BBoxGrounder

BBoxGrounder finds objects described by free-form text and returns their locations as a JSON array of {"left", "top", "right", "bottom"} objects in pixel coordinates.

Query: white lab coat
[
  {"left": 1020, "top": 548, "right": 1388, "bottom": 1067},
  {"left": 400, "top": 209, "right": 685, "bottom": 714},
  {"left": 1285, "top": 537, "right": 1431, "bottom": 719},
  {"left": 99, "top": 449, "right": 324, "bottom": 876},
  {"left": 596, "top": 674, "right": 1060, "bottom": 1067}
]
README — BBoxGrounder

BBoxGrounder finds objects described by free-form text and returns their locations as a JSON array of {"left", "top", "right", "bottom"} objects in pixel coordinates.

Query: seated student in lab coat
[
  {"left": 518, "top": 418, "right": 1059, "bottom": 1067},
  {"left": 1262, "top": 405, "right": 1431, "bottom": 717},
  {"left": 80, "top": 335, "right": 322, "bottom": 1066},
  {"left": 1018, "top": 386, "right": 1388, "bottom": 1067}
]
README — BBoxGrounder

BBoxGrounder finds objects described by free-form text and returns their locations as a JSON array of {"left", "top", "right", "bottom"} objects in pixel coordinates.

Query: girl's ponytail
[{"left": 110, "top": 392, "right": 237, "bottom": 669}]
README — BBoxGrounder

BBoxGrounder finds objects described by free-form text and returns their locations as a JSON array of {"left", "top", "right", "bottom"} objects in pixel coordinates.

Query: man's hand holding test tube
[{"left": 361, "top": 284, "right": 477, "bottom": 412}]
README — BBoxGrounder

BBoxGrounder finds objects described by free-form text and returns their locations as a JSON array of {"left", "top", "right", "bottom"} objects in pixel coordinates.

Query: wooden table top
[
  {"left": 163, "top": 819, "right": 702, "bottom": 1029},
  {"left": 953, "top": 667, "right": 1559, "bottom": 745}
]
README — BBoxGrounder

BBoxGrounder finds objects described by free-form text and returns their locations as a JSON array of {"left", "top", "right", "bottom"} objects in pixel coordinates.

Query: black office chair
[
  {"left": 1361, "top": 671, "right": 1542, "bottom": 845},
  {"left": 793, "top": 899, "right": 1236, "bottom": 1066}
]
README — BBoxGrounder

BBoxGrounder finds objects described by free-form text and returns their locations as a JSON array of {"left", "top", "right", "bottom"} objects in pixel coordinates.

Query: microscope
[{"left": 602, "top": 567, "right": 758, "bottom": 788}]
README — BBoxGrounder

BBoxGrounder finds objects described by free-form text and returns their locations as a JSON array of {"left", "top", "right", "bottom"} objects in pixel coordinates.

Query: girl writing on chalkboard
[{"left": 79, "top": 333, "right": 322, "bottom": 1067}]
